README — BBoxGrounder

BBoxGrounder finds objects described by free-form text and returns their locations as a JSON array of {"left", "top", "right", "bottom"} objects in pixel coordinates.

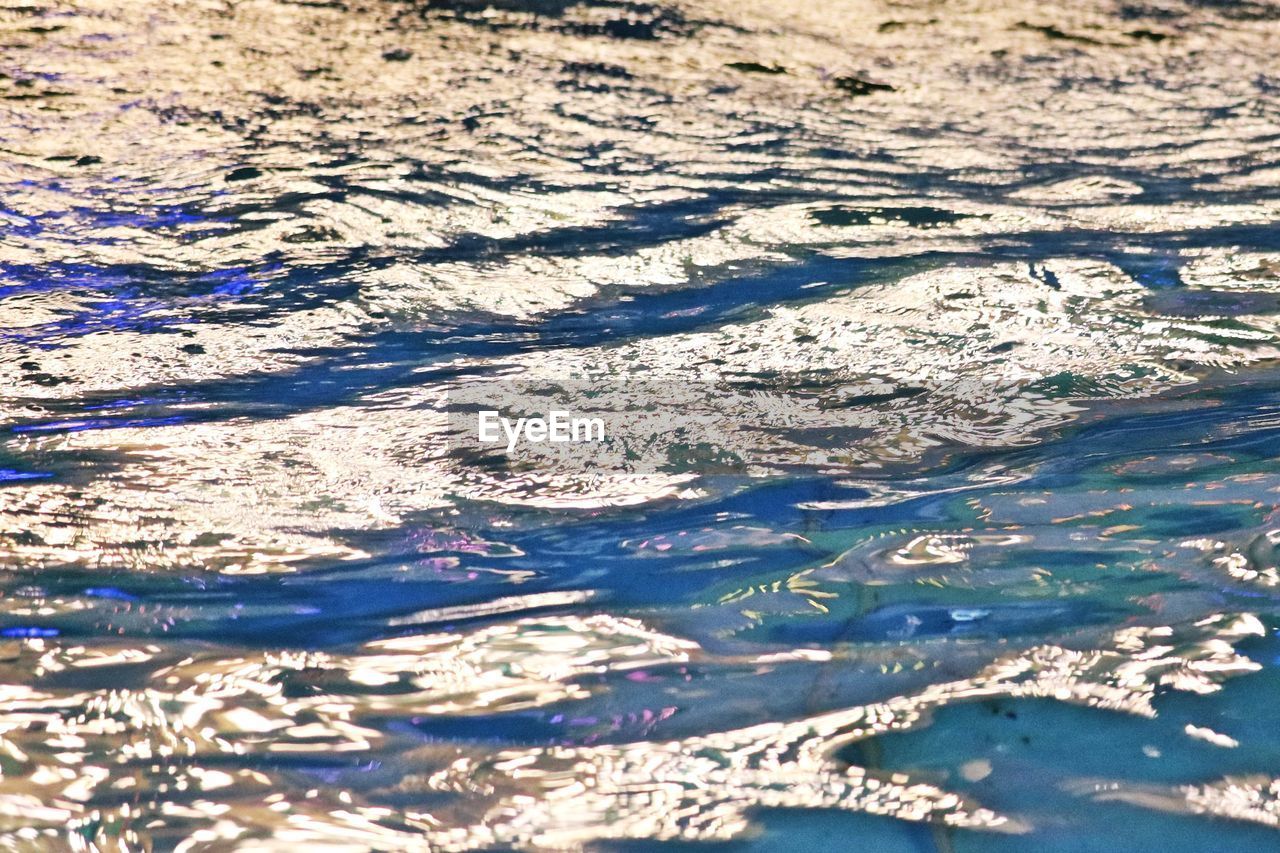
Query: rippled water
[{"left": 4, "top": 0, "right": 1280, "bottom": 849}]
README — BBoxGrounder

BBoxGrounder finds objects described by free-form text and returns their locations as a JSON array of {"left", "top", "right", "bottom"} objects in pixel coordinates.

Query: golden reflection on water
[
  {"left": 3, "top": 0, "right": 1280, "bottom": 848},
  {"left": 0, "top": 611, "right": 1263, "bottom": 849},
  {"left": 3, "top": 0, "right": 1280, "bottom": 562}
]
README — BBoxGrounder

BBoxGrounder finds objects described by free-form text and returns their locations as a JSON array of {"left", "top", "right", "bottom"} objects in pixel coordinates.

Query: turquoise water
[{"left": 4, "top": 0, "right": 1280, "bottom": 849}]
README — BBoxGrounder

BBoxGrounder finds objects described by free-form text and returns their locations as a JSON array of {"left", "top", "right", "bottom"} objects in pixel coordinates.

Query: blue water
[{"left": 4, "top": 0, "right": 1280, "bottom": 849}]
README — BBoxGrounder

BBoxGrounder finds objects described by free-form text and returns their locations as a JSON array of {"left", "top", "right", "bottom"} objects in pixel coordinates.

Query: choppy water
[{"left": 4, "top": 0, "right": 1280, "bottom": 849}]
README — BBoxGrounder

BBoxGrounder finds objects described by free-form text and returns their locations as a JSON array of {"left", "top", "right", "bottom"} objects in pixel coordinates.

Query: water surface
[{"left": 3, "top": 0, "right": 1280, "bottom": 849}]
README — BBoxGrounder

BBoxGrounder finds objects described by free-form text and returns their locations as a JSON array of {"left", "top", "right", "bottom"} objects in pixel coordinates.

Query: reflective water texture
[{"left": 4, "top": 0, "right": 1280, "bottom": 849}]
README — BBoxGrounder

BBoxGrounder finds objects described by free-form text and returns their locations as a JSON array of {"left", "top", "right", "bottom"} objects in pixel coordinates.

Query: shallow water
[{"left": 4, "top": 0, "right": 1280, "bottom": 849}]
